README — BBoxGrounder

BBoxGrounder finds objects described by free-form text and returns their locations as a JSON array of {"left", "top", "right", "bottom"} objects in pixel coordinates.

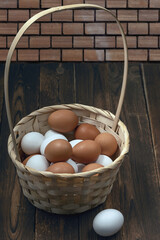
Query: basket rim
[{"left": 8, "top": 103, "right": 130, "bottom": 178}]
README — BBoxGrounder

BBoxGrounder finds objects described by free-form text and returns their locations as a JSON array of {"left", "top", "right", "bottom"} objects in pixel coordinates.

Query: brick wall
[{"left": 0, "top": 0, "right": 160, "bottom": 62}]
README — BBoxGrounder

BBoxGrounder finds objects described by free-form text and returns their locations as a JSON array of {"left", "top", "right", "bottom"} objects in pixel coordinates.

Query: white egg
[
  {"left": 69, "top": 139, "right": 83, "bottom": 148},
  {"left": 44, "top": 130, "right": 64, "bottom": 139},
  {"left": 93, "top": 209, "right": 124, "bottom": 237},
  {"left": 95, "top": 155, "right": 113, "bottom": 167},
  {"left": 76, "top": 163, "right": 85, "bottom": 172},
  {"left": 67, "top": 159, "right": 78, "bottom": 173},
  {"left": 40, "top": 135, "right": 68, "bottom": 155},
  {"left": 26, "top": 154, "right": 49, "bottom": 171},
  {"left": 21, "top": 132, "right": 44, "bottom": 155}
]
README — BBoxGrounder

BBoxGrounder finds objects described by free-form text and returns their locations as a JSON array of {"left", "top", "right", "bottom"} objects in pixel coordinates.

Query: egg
[
  {"left": 82, "top": 163, "right": 103, "bottom": 172},
  {"left": 21, "top": 132, "right": 44, "bottom": 155},
  {"left": 40, "top": 134, "right": 68, "bottom": 155},
  {"left": 95, "top": 155, "right": 113, "bottom": 166},
  {"left": 44, "top": 129, "right": 65, "bottom": 139},
  {"left": 46, "top": 162, "right": 75, "bottom": 174},
  {"left": 22, "top": 154, "right": 38, "bottom": 165},
  {"left": 69, "top": 139, "right": 83, "bottom": 148},
  {"left": 45, "top": 139, "right": 72, "bottom": 162},
  {"left": 76, "top": 163, "right": 85, "bottom": 172},
  {"left": 93, "top": 209, "right": 124, "bottom": 237},
  {"left": 72, "top": 140, "right": 101, "bottom": 164},
  {"left": 75, "top": 123, "right": 100, "bottom": 140},
  {"left": 48, "top": 109, "right": 78, "bottom": 133},
  {"left": 25, "top": 154, "right": 49, "bottom": 171},
  {"left": 95, "top": 132, "right": 118, "bottom": 157},
  {"left": 67, "top": 159, "right": 78, "bottom": 173}
]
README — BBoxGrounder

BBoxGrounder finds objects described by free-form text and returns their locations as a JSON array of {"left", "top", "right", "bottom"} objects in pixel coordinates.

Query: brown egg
[
  {"left": 82, "top": 163, "right": 103, "bottom": 172},
  {"left": 74, "top": 123, "right": 100, "bottom": 140},
  {"left": 45, "top": 139, "right": 72, "bottom": 163},
  {"left": 22, "top": 154, "right": 38, "bottom": 165},
  {"left": 48, "top": 109, "right": 78, "bottom": 133},
  {"left": 46, "top": 162, "right": 75, "bottom": 174},
  {"left": 72, "top": 140, "right": 101, "bottom": 164},
  {"left": 95, "top": 132, "right": 118, "bottom": 157}
]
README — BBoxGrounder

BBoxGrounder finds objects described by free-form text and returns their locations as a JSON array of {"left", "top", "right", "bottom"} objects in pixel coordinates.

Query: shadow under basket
[{"left": 8, "top": 104, "right": 129, "bottom": 214}]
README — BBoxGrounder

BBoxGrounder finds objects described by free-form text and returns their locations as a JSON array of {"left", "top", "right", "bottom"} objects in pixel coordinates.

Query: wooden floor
[{"left": 0, "top": 62, "right": 159, "bottom": 240}]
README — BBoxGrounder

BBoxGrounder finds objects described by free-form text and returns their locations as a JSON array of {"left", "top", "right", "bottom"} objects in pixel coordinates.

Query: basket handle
[{"left": 4, "top": 4, "right": 128, "bottom": 160}]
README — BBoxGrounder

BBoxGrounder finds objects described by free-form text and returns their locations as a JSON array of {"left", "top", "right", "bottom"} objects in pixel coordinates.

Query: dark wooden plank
[
  {"left": 0, "top": 64, "right": 4, "bottom": 126},
  {"left": 76, "top": 63, "right": 160, "bottom": 240},
  {"left": 35, "top": 62, "right": 79, "bottom": 240},
  {"left": 141, "top": 63, "right": 160, "bottom": 180},
  {"left": 0, "top": 63, "right": 40, "bottom": 240}
]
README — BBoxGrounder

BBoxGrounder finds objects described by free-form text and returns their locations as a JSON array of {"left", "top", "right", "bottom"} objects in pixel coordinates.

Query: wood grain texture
[{"left": 0, "top": 63, "right": 40, "bottom": 240}]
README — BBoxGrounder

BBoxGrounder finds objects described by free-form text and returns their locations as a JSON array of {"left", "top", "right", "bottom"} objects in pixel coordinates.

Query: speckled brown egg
[
  {"left": 48, "top": 109, "right": 78, "bottom": 133},
  {"left": 46, "top": 162, "right": 75, "bottom": 174},
  {"left": 82, "top": 163, "right": 103, "bottom": 172},
  {"left": 74, "top": 123, "right": 100, "bottom": 140},
  {"left": 72, "top": 140, "right": 101, "bottom": 164},
  {"left": 45, "top": 139, "right": 72, "bottom": 163},
  {"left": 95, "top": 132, "right": 118, "bottom": 157}
]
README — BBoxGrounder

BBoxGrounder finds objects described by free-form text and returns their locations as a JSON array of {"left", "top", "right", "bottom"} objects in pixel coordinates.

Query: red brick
[
  {"left": 128, "top": 23, "right": 148, "bottom": 35},
  {"left": 84, "top": 50, "right": 104, "bottom": 61},
  {"left": 30, "top": 36, "right": 50, "bottom": 48},
  {"left": 128, "top": 50, "right": 147, "bottom": 61},
  {"left": 118, "top": 10, "right": 137, "bottom": 21},
  {"left": 107, "top": 23, "right": 127, "bottom": 35},
  {"left": 150, "top": 0, "right": 160, "bottom": 8},
  {"left": 41, "top": 23, "right": 62, "bottom": 35},
  {"left": 41, "top": 0, "right": 61, "bottom": 8},
  {"left": 85, "top": 0, "right": 105, "bottom": 7},
  {"left": 106, "top": 49, "right": 124, "bottom": 61},
  {"left": 40, "top": 49, "right": 60, "bottom": 61},
  {"left": 107, "top": 0, "right": 126, "bottom": 8},
  {"left": 62, "top": 50, "right": 83, "bottom": 61},
  {"left": 0, "top": 49, "right": 16, "bottom": 61},
  {"left": 64, "top": 0, "right": 83, "bottom": 4},
  {"left": 74, "top": 36, "right": 94, "bottom": 48},
  {"left": 52, "top": 36, "right": 72, "bottom": 48},
  {"left": 0, "top": 37, "right": 6, "bottom": 48},
  {"left": 117, "top": 36, "right": 137, "bottom": 48},
  {"left": 85, "top": 23, "right": 105, "bottom": 35},
  {"left": 96, "top": 10, "right": 116, "bottom": 22},
  {"left": 52, "top": 10, "right": 72, "bottom": 22},
  {"left": 8, "top": 10, "right": 29, "bottom": 22},
  {"left": 139, "top": 10, "right": 159, "bottom": 22},
  {"left": 0, "top": 0, "right": 17, "bottom": 8},
  {"left": 138, "top": 36, "right": 158, "bottom": 48},
  {"left": 63, "top": 23, "right": 83, "bottom": 35},
  {"left": 31, "top": 10, "right": 51, "bottom": 22},
  {"left": 0, "top": 10, "right": 7, "bottom": 21},
  {"left": 150, "top": 23, "right": 160, "bottom": 35},
  {"left": 19, "top": 23, "right": 39, "bottom": 35},
  {"left": 95, "top": 36, "right": 115, "bottom": 48},
  {"left": 18, "top": 50, "right": 39, "bottom": 61},
  {"left": 19, "top": 0, "right": 39, "bottom": 8},
  {"left": 149, "top": 50, "right": 160, "bottom": 61},
  {"left": 128, "top": 0, "right": 148, "bottom": 8},
  {"left": 8, "top": 36, "right": 28, "bottom": 48},
  {"left": 0, "top": 23, "right": 17, "bottom": 35},
  {"left": 74, "top": 10, "right": 94, "bottom": 22}
]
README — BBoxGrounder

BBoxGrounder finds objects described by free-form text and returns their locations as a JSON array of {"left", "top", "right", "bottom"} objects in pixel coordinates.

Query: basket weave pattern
[{"left": 8, "top": 104, "right": 129, "bottom": 214}]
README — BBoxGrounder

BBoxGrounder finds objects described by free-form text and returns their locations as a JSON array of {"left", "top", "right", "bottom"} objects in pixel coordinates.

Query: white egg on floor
[
  {"left": 44, "top": 130, "right": 65, "bottom": 139},
  {"left": 67, "top": 159, "right": 78, "bottom": 173},
  {"left": 76, "top": 163, "right": 85, "bottom": 172},
  {"left": 21, "top": 132, "right": 44, "bottom": 155},
  {"left": 40, "top": 135, "right": 68, "bottom": 155},
  {"left": 93, "top": 209, "right": 124, "bottom": 237},
  {"left": 69, "top": 139, "right": 83, "bottom": 148},
  {"left": 95, "top": 155, "right": 113, "bottom": 166},
  {"left": 25, "top": 154, "right": 49, "bottom": 171}
]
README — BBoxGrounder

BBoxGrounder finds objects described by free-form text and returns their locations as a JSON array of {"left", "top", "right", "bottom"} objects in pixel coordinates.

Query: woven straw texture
[{"left": 8, "top": 103, "right": 129, "bottom": 214}]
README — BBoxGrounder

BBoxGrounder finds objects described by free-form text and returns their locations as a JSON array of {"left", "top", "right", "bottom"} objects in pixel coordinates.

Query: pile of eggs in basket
[{"left": 21, "top": 109, "right": 118, "bottom": 174}]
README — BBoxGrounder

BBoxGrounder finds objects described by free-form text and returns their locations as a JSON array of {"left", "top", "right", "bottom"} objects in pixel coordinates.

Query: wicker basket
[{"left": 4, "top": 4, "right": 129, "bottom": 214}]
